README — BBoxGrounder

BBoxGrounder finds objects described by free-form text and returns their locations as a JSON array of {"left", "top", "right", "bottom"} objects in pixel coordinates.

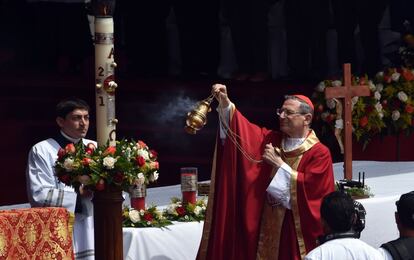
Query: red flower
[
  {"left": 65, "top": 143, "right": 76, "bottom": 154},
  {"left": 150, "top": 161, "right": 159, "bottom": 170},
  {"left": 405, "top": 104, "right": 414, "bottom": 114},
  {"left": 143, "top": 212, "right": 153, "bottom": 221},
  {"left": 359, "top": 116, "right": 369, "bottom": 128},
  {"left": 137, "top": 140, "right": 147, "bottom": 149},
  {"left": 402, "top": 69, "right": 414, "bottom": 81},
  {"left": 57, "top": 148, "right": 66, "bottom": 160},
  {"left": 103, "top": 146, "right": 116, "bottom": 156},
  {"left": 150, "top": 149, "right": 158, "bottom": 159},
  {"left": 136, "top": 156, "right": 146, "bottom": 167},
  {"left": 96, "top": 179, "right": 105, "bottom": 191},
  {"left": 85, "top": 148, "right": 94, "bottom": 155},
  {"left": 176, "top": 206, "right": 186, "bottom": 216},
  {"left": 82, "top": 157, "right": 92, "bottom": 166},
  {"left": 86, "top": 143, "right": 96, "bottom": 151},
  {"left": 59, "top": 174, "right": 70, "bottom": 185},
  {"left": 113, "top": 172, "right": 124, "bottom": 183}
]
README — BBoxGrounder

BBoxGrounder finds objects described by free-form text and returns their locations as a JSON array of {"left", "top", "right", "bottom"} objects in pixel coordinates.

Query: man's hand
[
  {"left": 262, "top": 143, "right": 284, "bottom": 169},
  {"left": 212, "top": 83, "right": 231, "bottom": 108}
]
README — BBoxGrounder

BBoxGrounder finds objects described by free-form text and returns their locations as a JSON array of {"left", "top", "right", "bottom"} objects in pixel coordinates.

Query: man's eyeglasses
[{"left": 276, "top": 108, "right": 305, "bottom": 117}]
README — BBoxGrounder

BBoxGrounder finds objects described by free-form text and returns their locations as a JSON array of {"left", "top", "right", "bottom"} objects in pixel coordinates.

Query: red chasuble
[{"left": 198, "top": 107, "right": 335, "bottom": 260}]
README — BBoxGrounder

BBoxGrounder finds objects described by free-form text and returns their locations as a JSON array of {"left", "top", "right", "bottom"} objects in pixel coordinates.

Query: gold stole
[{"left": 256, "top": 131, "right": 319, "bottom": 260}]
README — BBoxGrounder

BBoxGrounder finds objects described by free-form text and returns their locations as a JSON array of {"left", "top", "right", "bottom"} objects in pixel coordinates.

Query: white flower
[
  {"left": 391, "top": 72, "right": 401, "bottom": 82},
  {"left": 397, "top": 91, "right": 408, "bottom": 102},
  {"left": 184, "top": 215, "right": 189, "bottom": 220},
  {"left": 351, "top": 96, "right": 359, "bottom": 105},
  {"left": 376, "top": 83, "right": 383, "bottom": 92},
  {"left": 376, "top": 71, "right": 384, "bottom": 77},
  {"left": 374, "top": 91, "right": 381, "bottom": 100},
  {"left": 332, "top": 80, "right": 342, "bottom": 87},
  {"left": 137, "top": 149, "right": 149, "bottom": 160},
  {"left": 134, "top": 173, "right": 145, "bottom": 185},
  {"left": 392, "top": 110, "right": 401, "bottom": 121},
  {"left": 194, "top": 206, "right": 202, "bottom": 216},
  {"left": 103, "top": 156, "right": 117, "bottom": 169},
  {"left": 147, "top": 221, "right": 151, "bottom": 225},
  {"left": 129, "top": 209, "right": 141, "bottom": 223},
  {"left": 378, "top": 112, "right": 384, "bottom": 119},
  {"left": 167, "top": 204, "right": 178, "bottom": 214},
  {"left": 315, "top": 82, "right": 326, "bottom": 92},
  {"left": 63, "top": 158, "right": 74, "bottom": 171},
  {"left": 368, "top": 80, "right": 376, "bottom": 91},
  {"left": 139, "top": 209, "right": 145, "bottom": 216},
  {"left": 149, "top": 171, "right": 159, "bottom": 182},
  {"left": 326, "top": 99, "right": 336, "bottom": 109},
  {"left": 375, "top": 103, "right": 383, "bottom": 112},
  {"left": 351, "top": 96, "right": 359, "bottom": 110}
]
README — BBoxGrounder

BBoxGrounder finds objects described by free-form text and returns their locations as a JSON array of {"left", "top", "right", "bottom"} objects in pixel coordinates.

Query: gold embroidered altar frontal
[{"left": 0, "top": 207, "right": 74, "bottom": 260}]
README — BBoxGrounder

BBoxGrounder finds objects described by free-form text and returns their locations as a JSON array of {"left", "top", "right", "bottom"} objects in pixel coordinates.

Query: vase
[
  {"left": 129, "top": 184, "right": 146, "bottom": 211},
  {"left": 93, "top": 185, "right": 124, "bottom": 260},
  {"left": 181, "top": 167, "right": 198, "bottom": 205}
]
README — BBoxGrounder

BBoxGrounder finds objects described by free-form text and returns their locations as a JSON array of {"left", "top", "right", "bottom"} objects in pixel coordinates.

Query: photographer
[{"left": 305, "top": 191, "right": 383, "bottom": 260}]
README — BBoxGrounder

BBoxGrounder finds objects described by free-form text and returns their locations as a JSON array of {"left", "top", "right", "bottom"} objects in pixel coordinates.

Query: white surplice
[{"left": 26, "top": 137, "right": 96, "bottom": 260}]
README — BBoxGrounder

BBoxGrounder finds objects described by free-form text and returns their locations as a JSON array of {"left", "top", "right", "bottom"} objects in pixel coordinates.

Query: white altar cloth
[
  {"left": 123, "top": 221, "right": 203, "bottom": 260},
  {"left": 2, "top": 161, "right": 413, "bottom": 258},
  {"left": 333, "top": 161, "right": 414, "bottom": 247}
]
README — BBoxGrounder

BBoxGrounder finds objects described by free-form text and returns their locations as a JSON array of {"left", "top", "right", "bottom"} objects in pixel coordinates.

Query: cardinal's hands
[
  {"left": 262, "top": 143, "right": 284, "bottom": 169},
  {"left": 212, "top": 83, "right": 231, "bottom": 108}
]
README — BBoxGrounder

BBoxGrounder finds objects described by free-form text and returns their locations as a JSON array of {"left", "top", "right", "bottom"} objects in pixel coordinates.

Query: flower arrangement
[
  {"left": 55, "top": 139, "right": 160, "bottom": 192},
  {"left": 313, "top": 68, "right": 414, "bottom": 148},
  {"left": 335, "top": 182, "right": 373, "bottom": 199},
  {"left": 374, "top": 68, "right": 414, "bottom": 136},
  {"left": 122, "top": 206, "right": 172, "bottom": 228},
  {"left": 163, "top": 197, "right": 207, "bottom": 222},
  {"left": 312, "top": 77, "right": 386, "bottom": 148}
]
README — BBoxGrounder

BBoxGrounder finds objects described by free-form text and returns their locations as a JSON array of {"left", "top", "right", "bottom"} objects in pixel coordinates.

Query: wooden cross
[{"left": 325, "top": 63, "right": 370, "bottom": 180}]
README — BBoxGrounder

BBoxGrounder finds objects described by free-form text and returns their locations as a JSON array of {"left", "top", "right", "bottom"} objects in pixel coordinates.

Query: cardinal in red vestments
[{"left": 197, "top": 84, "right": 335, "bottom": 260}]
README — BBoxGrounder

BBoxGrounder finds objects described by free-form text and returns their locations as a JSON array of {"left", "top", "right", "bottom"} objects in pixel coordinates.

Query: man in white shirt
[
  {"left": 305, "top": 191, "right": 383, "bottom": 260},
  {"left": 26, "top": 97, "right": 95, "bottom": 259}
]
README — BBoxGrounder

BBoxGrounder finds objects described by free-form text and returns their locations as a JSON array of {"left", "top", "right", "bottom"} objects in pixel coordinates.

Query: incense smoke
[{"left": 157, "top": 91, "right": 198, "bottom": 125}]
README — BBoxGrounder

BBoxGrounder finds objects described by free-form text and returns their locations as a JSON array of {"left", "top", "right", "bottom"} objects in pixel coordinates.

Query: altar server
[{"left": 26, "top": 97, "right": 95, "bottom": 260}]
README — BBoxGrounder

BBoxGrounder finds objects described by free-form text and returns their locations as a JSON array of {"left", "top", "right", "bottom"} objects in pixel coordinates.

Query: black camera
[{"left": 352, "top": 200, "right": 366, "bottom": 236}]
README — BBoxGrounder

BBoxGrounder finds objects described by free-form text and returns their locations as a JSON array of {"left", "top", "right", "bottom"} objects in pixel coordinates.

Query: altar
[
  {"left": 1, "top": 161, "right": 413, "bottom": 259},
  {"left": 121, "top": 161, "right": 414, "bottom": 259}
]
